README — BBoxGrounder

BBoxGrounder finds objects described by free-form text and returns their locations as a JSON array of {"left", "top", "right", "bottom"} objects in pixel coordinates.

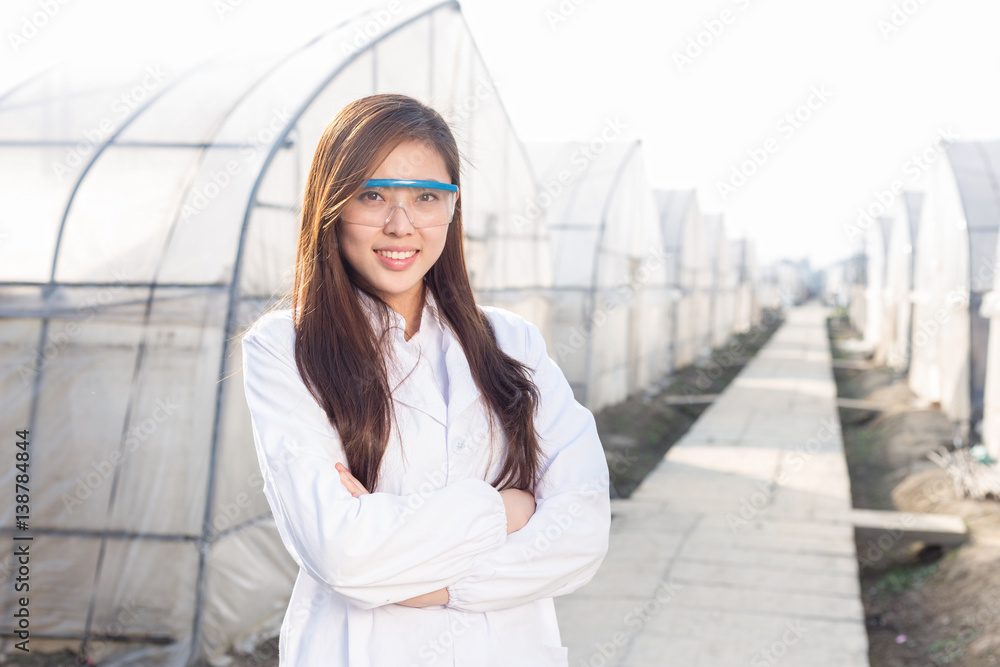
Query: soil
[{"left": 829, "top": 313, "right": 1000, "bottom": 667}]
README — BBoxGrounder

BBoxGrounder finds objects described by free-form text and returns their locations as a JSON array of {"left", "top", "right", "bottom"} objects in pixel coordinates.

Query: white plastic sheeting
[
  {"left": 848, "top": 265, "right": 867, "bottom": 340},
  {"left": 910, "top": 141, "right": 1000, "bottom": 440},
  {"left": 863, "top": 216, "right": 892, "bottom": 350},
  {"left": 702, "top": 214, "right": 738, "bottom": 348},
  {"left": 822, "top": 259, "right": 851, "bottom": 309},
  {"left": 976, "top": 151, "right": 1000, "bottom": 459},
  {"left": 877, "top": 191, "right": 923, "bottom": 371},
  {"left": 527, "top": 141, "right": 671, "bottom": 411},
  {"left": 0, "top": 1, "right": 550, "bottom": 664},
  {"left": 655, "top": 189, "right": 709, "bottom": 370},
  {"left": 759, "top": 260, "right": 809, "bottom": 311},
  {"left": 730, "top": 237, "right": 760, "bottom": 334}
]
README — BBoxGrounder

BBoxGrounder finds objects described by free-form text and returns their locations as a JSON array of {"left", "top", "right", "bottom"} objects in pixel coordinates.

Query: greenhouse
[
  {"left": 655, "top": 189, "right": 711, "bottom": 370},
  {"left": 702, "top": 213, "right": 738, "bottom": 349},
  {"left": 847, "top": 250, "right": 867, "bottom": 339},
  {"left": 730, "top": 237, "right": 760, "bottom": 334},
  {"left": 909, "top": 140, "right": 1000, "bottom": 444},
  {"left": 877, "top": 191, "right": 923, "bottom": 371},
  {"left": 862, "top": 215, "right": 892, "bottom": 352},
  {"left": 526, "top": 140, "right": 671, "bottom": 412},
  {"left": 761, "top": 259, "right": 810, "bottom": 310},
  {"left": 0, "top": 1, "right": 550, "bottom": 664},
  {"left": 821, "top": 258, "right": 851, "bottom": 309}
]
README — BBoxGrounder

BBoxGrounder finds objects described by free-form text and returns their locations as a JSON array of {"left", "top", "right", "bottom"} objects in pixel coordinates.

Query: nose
[{"left": 383, "top": 202, "right": 416, "bottom": 235}]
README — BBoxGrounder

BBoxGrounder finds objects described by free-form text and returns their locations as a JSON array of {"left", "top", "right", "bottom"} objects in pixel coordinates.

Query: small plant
[
  {"left": 876, "top": 562, "right": 939, "bottom": 594},
  {"left": 927, "top": 630, "right": 976, "bottom": 665}
]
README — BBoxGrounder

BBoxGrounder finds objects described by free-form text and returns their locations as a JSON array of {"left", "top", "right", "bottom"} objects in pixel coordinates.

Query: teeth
[{"left": 376, "top": 250, "right": 416, "bottom": 260}]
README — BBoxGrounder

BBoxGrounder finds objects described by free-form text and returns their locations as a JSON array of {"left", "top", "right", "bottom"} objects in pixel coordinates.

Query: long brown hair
[{"left": 282, "top": 93, "right": 541, "bottom": 494}]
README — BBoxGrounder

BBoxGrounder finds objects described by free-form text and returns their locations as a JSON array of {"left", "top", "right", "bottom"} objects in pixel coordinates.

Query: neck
[{"left": 384, "top": 283, "right": 425, "bottom": 338}]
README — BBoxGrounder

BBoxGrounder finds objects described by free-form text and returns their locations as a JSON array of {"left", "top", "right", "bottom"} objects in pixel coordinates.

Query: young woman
[{"left": 240, "top": 93, "right": 610, "bottom": 666}]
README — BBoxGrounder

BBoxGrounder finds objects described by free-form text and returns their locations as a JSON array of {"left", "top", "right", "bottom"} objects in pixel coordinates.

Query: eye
[
  {"left": 358, "top": 190, "right": 384, "bottom": 203},
  {"left": 415, "top": 191, "right": 439, "bottom": 203}
]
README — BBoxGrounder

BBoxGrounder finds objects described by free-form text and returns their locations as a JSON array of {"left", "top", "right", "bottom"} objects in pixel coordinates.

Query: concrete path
[{"left": 556, "top": 304, "right": 870, "bottom": 667}]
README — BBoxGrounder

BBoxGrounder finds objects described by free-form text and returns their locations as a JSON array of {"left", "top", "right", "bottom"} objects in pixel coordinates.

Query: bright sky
[{"left": 4, "top": 0, "right": 999, "bottom": 269}]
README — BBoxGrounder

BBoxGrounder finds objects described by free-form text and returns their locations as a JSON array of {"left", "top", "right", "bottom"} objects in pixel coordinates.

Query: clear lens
[{"left": 343, "top": 185, "right": 457, "bottom": 228}]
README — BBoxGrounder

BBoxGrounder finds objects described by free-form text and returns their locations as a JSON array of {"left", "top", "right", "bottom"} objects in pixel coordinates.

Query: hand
[
  {"left": 499, "top": 488, "right": 536, "bottom": 534},
  {"left": 335, "top": 462, "right": 370, "bottom": 497},
  {"left": 396, "top": 587, "right": 449, "bottom": 607}
]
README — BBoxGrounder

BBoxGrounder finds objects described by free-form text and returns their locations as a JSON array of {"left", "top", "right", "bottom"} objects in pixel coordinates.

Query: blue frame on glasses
[{"left": 364, "top": 178, "right": 458, "bottom": 192}]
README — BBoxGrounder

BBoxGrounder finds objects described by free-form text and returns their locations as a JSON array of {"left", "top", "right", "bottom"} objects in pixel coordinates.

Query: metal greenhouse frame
[{"left": 0, "top": 1, "right": 551, "bottom": 664}]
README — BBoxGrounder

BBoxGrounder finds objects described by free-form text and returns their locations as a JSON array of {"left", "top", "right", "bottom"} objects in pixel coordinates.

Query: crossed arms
[{"left": 241, "top": 313, "right": 611, "bottom": 613}]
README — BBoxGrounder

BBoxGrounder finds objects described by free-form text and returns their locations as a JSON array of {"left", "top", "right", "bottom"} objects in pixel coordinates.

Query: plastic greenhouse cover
[
  {"left": 702, "top": 214, "right": 723, "bottom": 273},
  {"left": 0, "top": 148, "right": 87, "bottom": 283},
  {"left": 526, "top": 140, "right": 675, "bottom": 411},
  {"left": 0, "top": 1, "right": 563, "bottom": 663},
  {"left": 947, "top": 141, "right": 1000, "bottom": 293},
  {"left": 0, "top": 65, "right": 154, "bottom": 143},
  {"left": 655, "top": 189, "right": 695, "bottom": 252},
  {"left": 55, "top": 147, "right": 205, "bottom": 284},
  {"left": 116, "top": 57, "right": 281, "bottom": 144},
  {"left": 904, "top": 190, "right": 923, "bottom": 267}
]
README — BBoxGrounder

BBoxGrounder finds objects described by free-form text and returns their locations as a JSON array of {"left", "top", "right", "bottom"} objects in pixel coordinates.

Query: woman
[{"left": 240, "top": 93, "right": 610, "bottom": 666}]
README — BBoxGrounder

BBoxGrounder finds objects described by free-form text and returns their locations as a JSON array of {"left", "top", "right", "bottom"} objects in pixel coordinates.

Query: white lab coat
[{"left": 240, "top": 287, "right": 611, "bottom": 667}]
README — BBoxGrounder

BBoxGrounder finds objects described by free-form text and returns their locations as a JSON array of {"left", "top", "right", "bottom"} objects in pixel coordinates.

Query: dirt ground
[
  {"left": 830, "top": 314, "right": 1000, "bottom": 667},
  {"left": 4, "top": 313, "right": 783, "bottom": 666}
]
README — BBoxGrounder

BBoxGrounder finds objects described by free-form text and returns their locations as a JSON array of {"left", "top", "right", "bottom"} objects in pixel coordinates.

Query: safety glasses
[{"left": 341, "top": 179, "right": 459, "bottom": 228}]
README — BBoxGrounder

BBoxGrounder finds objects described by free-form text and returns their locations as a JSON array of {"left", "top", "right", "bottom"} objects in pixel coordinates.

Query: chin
[{"left": 371, "top": 277, "right": 421, "bottom": 295}]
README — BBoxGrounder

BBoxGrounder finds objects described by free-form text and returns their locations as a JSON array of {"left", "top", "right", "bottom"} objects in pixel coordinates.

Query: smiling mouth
[{"left": 374, "top": 249, "right": 418, "bottom": 260}]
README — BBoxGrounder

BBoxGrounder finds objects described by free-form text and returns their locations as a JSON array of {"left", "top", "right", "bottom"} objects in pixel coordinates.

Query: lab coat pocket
[{"left": 543, "top": 644, "right": 569, "bottom": 667}]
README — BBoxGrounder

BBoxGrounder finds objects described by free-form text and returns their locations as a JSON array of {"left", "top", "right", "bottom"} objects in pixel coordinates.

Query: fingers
[
  {"left": 335, "top": 462, "right": 370, "bottom": 497},
  {"left": 335, "top": 462, "right": 358, "bottom": 496}
]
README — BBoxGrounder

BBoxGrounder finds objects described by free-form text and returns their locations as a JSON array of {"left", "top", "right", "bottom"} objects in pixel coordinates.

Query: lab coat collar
[{"left": 352, "top": 284, "right": 483, "bottom": 427}]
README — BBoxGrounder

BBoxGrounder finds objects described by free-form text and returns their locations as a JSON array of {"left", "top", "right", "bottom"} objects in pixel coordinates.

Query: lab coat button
[{"left": 452, "top": 437, "right": 467, "bottom": 453}]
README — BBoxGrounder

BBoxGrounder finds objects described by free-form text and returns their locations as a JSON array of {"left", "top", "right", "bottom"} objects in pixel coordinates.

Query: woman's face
[{"left": 336, "top": 139, "right": 454, "bottom": 314}]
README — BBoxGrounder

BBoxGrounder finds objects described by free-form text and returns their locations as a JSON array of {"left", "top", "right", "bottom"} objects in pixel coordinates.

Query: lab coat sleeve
[
  {"left": 445, "top": 317, "right": 611, "bottom": 613},
  {"left": 240, "top": 320, "right": 509, "bottom": 611}
]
